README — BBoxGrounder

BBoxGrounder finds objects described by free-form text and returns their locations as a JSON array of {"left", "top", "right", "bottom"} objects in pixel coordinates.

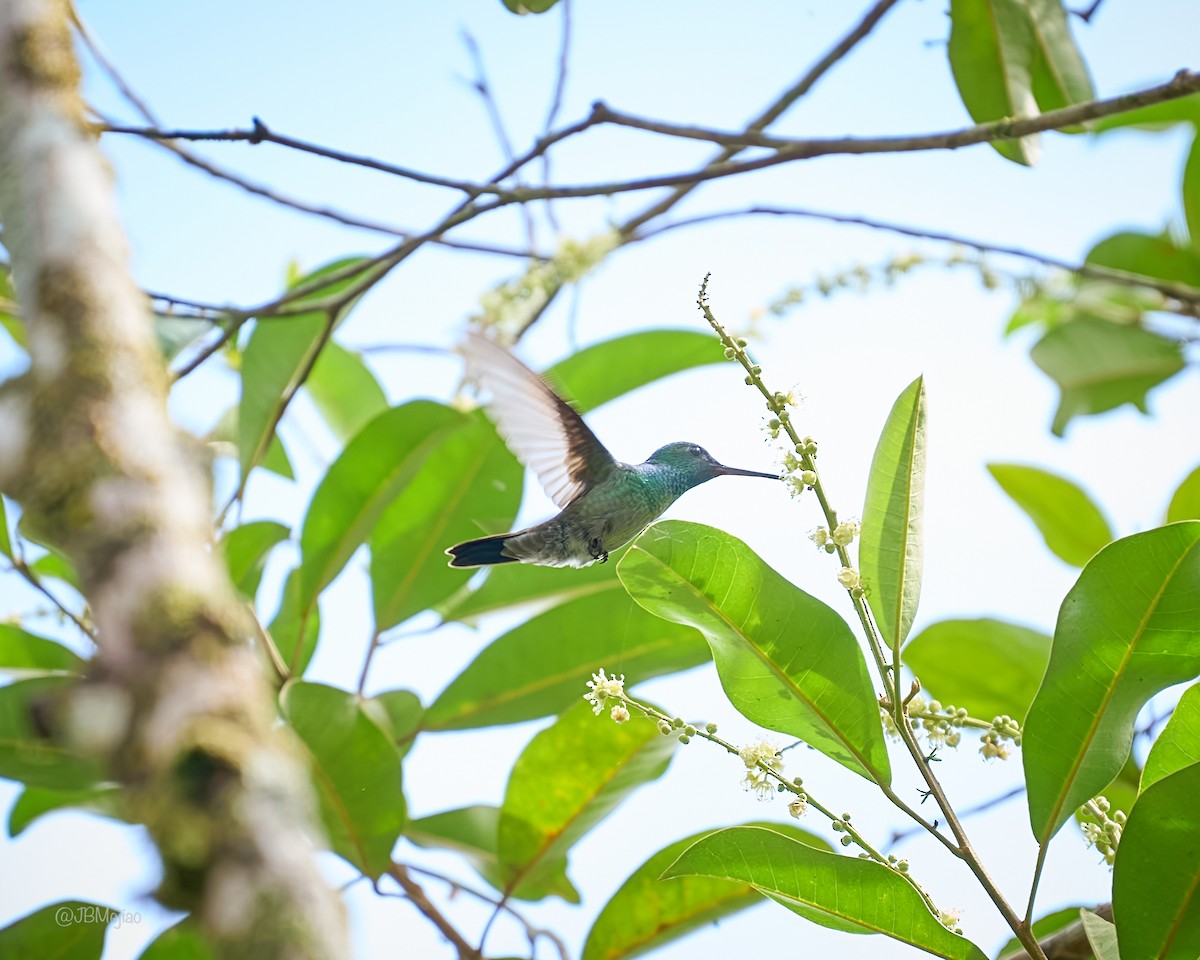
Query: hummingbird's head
[{"left": 646, "top": 442, "right": 779, "bottom": 488}]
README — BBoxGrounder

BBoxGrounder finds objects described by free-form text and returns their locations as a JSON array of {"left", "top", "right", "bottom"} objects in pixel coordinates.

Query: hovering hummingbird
[{"left": 445, "top": 332, "right": 780, "bottom": 568}]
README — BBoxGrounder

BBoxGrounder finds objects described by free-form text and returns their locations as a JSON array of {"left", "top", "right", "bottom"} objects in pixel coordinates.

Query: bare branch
[
  {"left": 386, "top": 864, "right": 482, "bottom": 960},
  {"left": 1001, "top": 903, "right": 1113, "bottom": 960}
]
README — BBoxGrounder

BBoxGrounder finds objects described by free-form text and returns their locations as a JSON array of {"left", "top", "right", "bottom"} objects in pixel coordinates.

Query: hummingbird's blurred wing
[{"left": 461, "top": 332, "right": 617, "bottom": 508}]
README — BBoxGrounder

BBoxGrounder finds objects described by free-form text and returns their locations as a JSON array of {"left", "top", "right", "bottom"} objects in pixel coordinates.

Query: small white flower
[
  {"left": 788, "top": 794, "right": 808, "bottom": 818},
  {"left": 832, "top": 519, "right": 860, "bottom": 546},
  {"left": 583, "top": 668, "right": 625, "bottom": 716},
  {"left": 808, "top": 526, "right": 829, "bottom": 548},
  {"left": 837, "top": 566, "right": 861, "bottom": 590},
  {"left": 738, "top": 738, "right": 784, "bottom": 800},
  {"left": 610, "top": 703, "right": 630, "bottom": 724}
]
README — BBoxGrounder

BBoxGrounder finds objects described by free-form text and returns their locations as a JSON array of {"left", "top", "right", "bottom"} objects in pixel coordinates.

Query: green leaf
[
  {"left": 1030, "top": 316, "right": 1185, "bottom": 437},
  {"left": 138, "top": 919, "right": 214, "bottom": 960},
  {"left": 1080, "top": 909, "right": 1120, "bottom": 960},
  {"left": 1185, "top": 137, "right": 1200, "bottom": 249},
  {"left": 996, "top": 906, "right": 1095, "bottom": 960},
  {"left": 298, "top": 400, "right": 465, "bottom": 626},
  {"left": 438, "top": 548, "right": 625, "bottom": 623},
  {"left": 1113, "top": 763, "right": 1200, "bottom": 960},
  {"left": 305, "top": 340, "right": 388, "bottom": 445},
  {"left": 238, "top": 257, "right": 367, "bottom": 483},
  {"left": 219, "top": 520, "right": 290, "bottom": 600},
  {"left": 582, "top": 822, "right": 832, "bottom": 960},
  {"left": 1024, "top": 522, "right": 1200, "bottom": 842},
  {"left": 0, "top": 266, "right": 26, "bottom": 350},
  {"left": 0, "top": 901, "right": 110, "bottom": 959},
  {"left": 269, "top": 568, "right": 320, "bottom": 676},
  {"left": 406, "top": 805, "right": 579, "bottom": 903},
  {"left": 545, "top": 330, "right": 724, "bottom": 414},
  {"left": 1025, "top": 0, "right": 1094, "bottom": 116},
  {"left": 498, "top": 699, "right": 673, "bottom": 895},
  {"left": 501, "top": 0, "right": 561, "bottom": 15},
  {"left": 663, "top": 826, "right": 989, "bottom": 960},
  {"left": 0, "top": 624, "right": 84, "bottom": 675},
  {"left": 987, "top": 463, "right": 1113, "bottom": 566},
  {"left": 27, "top": 549, "right": 82, "bottom": 594},
  {"left": 7, "top": 784, "right": 120, "bottom": 837},
  {"left": 1142, "top": 682, "right": 1200, "bottom": 791},
  {"left": 366, "top": 689, "right": 423, "bottom": 757},
  {"left": 281, "top": 681, "right": 406, "bottom": 879},
  {"left": 155, "top": 315, "right": 210, "bottom": 361},
  {"left": 0, "top": 676, "right": 100, "bottom": 789},
  {"left": 948, "top": 0, "right": 1038, "bottom": 165},
  {"left": 860, "top": 376, "right": 926, "bottom": 650},
  {"left": 1167, "top": 464, "right": 1200, "bottom": 523},
  {"left": 423, "top": 590, "right": 709, "bottom": 731},
  {"left": 903, "top": 619, "right": 1050, "bottom": 721},
  {"left": 1091, "top": 92, "right": 1200, "bottom": 132},
  {"left": 618, "top": 520, "right": 890, "bottom": 783},
  {"left": 370, "top": 413, "right": 522, "bottom": 631},
  {"left": 0, "top": 496, "right": 12, "bottom": 560},
  {"left": 1086, "top": 231, "right": 1200, "bottom": 287},
  {"left": 207, "top": 407, "right": 293, "bottom": 481}
]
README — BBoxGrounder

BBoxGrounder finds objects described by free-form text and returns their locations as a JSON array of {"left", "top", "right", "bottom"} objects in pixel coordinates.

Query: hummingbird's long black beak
[{"left": 714, "top": 463, "right": 781, "bottom": 480}]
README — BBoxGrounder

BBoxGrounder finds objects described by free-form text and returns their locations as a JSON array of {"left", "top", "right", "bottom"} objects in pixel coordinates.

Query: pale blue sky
[{"left": 1, "top": 1, "right": 1197, "bottom": 958}]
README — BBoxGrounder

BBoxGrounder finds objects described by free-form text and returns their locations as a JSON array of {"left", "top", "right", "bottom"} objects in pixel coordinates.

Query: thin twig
[
  {"left": 6, "top": 554, "right": 94, "bottom": 641},
  {"left": 385, "top": 864, "right": 482, "bottom": 960},
  {"left": 889, "top": 785, "right": 1026, "bottom": 849}
]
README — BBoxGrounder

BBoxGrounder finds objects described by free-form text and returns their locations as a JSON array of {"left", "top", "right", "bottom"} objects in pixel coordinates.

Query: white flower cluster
[
  {"left": 738, "top": 738, "right": 784, "bottom": 799},
  {"left": 583, "top": 668, "right": 625, "bottom": 716}
]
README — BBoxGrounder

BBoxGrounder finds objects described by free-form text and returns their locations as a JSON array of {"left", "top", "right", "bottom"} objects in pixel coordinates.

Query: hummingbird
[{"left": 445, "top": 332, "right": 780, "bottom": 568}]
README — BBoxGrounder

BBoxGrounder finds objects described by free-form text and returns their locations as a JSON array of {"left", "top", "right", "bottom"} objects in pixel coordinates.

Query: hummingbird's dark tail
[{"left": 446, "top": 533, "right": 521, "bottom": 568}]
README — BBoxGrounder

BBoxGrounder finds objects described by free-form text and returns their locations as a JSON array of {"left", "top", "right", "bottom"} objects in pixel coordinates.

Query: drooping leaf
[
  {"left": 545, "top": 330, "right": 724, "bottom": 414},
  {"left": 298, "top": 401, "right": 465, "bottom": 628},
  {"left": 0, "top": 266, "right": 26, "bottom": 349},
  {"left": 238, "top": 257, "right": 368, "bottom": 484},
  {"left": 0, "top": 624, "right": 84, "bottom": 675},
  {"left": 370, "top": 413, "right": 522, "bottom": 631},
  {"left": 1081, "top": 910, "right": 1121, "bottom": 960},
  {"left": 903, "top": 619, "right": 1050, "bottom": 722},
  {"left": 7, "top": 784, "right": 120, "bottom": 837},
  {"left": 1030, "top": 316, "right": 1185, "bottom": 436},
  {"left": 1025, "top": 0, "right": 1094, "bottom": 116},
  {"left": 0, "top": 901, "right": 110, "bottom": 960},
  {"left": 438, "top": 548, "right": 624, "bottom": 623},
  {"left": 138, "top": 919, "right": 214, "bottom": 960},
  {"left": 663, "top": 826, "right": 989, "bottom": 960},
  {"left": 1113, "top": 763, "right": 1200, "bottom": 960},
  {"left": 406, "top": 805, "right": 578, "bottom": 903},
  {"left": 365, "top": 688, "right": 423, "bottom": 758},
  {"left": 305, "top": 340, "right": 388, "bottom": 445},
  {"left": 0, "top": 676, "right": 100, "bottom": 789},
  {"left": 582, "top": 822, "right": 831, "bottom": 960},
  {"left": 219, "top": 520, "right": 290, "bottom": 600},
  {"left": 1168, "top": 464, "right": 1200, "bottom": 523},
  {"left": 1142, "top": 682, "right": 1200, "bottom": 791},
  {"left": 1024, "top": 522, "right": 1200, "bottom": 841},
  {"left": 497, "top": 699, "right": 673, "bottom": 895},
  {"left": 860, "top": 376, "right": 926, "bottom": 651},
  {"left": 281, "top": 681, "right": 406, "bottom": 879},
  {"left": 987, "top": 463, "right": 1113, "bottom": 566},
  {"left": 996, "top": 906, "right": 1096, "bottom": 960},
  {"left": 1186, "top": 137, "right": 1200, "bottom": 249},
  {"left": 1086, "top": 231, "right": 1200, "bottom": 287},
  {"left": 947, "top": 0, "right": 1038, "bottom": 165},
  {"left": 0, "top": 495, "right": 12, "bottom": 559},
  {"left": 269, "top": 568, "right": 320, "bottom": 676},
  {"left": 207, "top": 406, "right": 294, "bottom": 481},
  {"left": 424, "top": 590, "right": 709, "bottom": 731},
  {"left": 618, "top": 520, "right": 890, "bottom": 783},
  {"left": 1091, "top": 92, "right": 1200, "bottom": 132}
]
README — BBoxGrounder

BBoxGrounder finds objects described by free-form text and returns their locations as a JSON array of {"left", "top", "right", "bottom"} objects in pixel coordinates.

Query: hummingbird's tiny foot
[{"left": 588, "top": 537, "right": 609, "bottom": 563}]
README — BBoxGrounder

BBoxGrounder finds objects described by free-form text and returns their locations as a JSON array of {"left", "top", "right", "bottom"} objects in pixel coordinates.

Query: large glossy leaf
[
  {"left": 238, "top": 257, "right": 367, "bottom": 484},
  {"left": 367, "top": 689, "right": 424, "bottom": 756},
  {"left": 582, "top": 822, "right": 831, "bottom": 960},
  {"left": 1086, "top": 231, "right": 1200, "bottom": 288},
  {"left": 7, "top": 783, "right": 120, "bottom": 837},
  {"left": 663, "top": 826, "right": 989, "bottom": 960},
  {"left": 0, "top": 901, "right": 110, "bottom": 960},
  {"left": 298, "top": 401, "right": 464, "bottom": 625},
  {"left": 219, "top": 520, "right": 289, "bottom": 600},
  {"left": 406, "top": 805, "right": 579, "bottom": 903},
  {"left": 497, "top": 699, "right": 674, "bottom": 895},
  {"left": 1113, "top": 763, "right": 1200, "bottom": 960},
  {"left": 618, "top": 521, "right": 890, "bottom": 783},
  {"left": 1025, "top": 0, "right": 1094, "bottom": 115},
  {"left": 948, "top": 0, "right": 1038, "bottom": 165},
  {"left": 1167, "top": 464, "right": 1200, "bottom": 523},
  {"left": 424, "top": 590, "right": 708, "bottom": 731},
  {"left": 0, "top": 624, "right": 83, "bottom": 675},
  {"left": 281, "top": 681, "right": 406, "bottom": 879},
  {"left": 269, "top": 568, "right": 320, "bottom": 676},
  {"left": 1142, "top": 682, "right": 1200, "bottom": 791},
  {"left": 545, "top": 330, "right": 723, "bottom": 414},
  {"left": 438, "top": 547, "right": 625, "bottom": 623},
  {"left": 305, "top": 340, "right": 388, "bottom": 445},
  {"left": 1024, "top": 522, "right": 1200, "bottom": 841},
  {"left": 1030, "top": 316, "right": 1185, "bottom": 437},
  {"left": 860, "top": 376, "right": 926, "bottom": 651},
  {"left": 987, "top": 463, "right": 1113, "bottom": 567},
  {"left": 370, "top": 413, "right": 522, "bottom": 631},
  {"left": 0, "top": 676, "right": 100, "bottom": 789},
  {"left": 903, "top": 619, "right": 1050, "bottom": 721}
]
